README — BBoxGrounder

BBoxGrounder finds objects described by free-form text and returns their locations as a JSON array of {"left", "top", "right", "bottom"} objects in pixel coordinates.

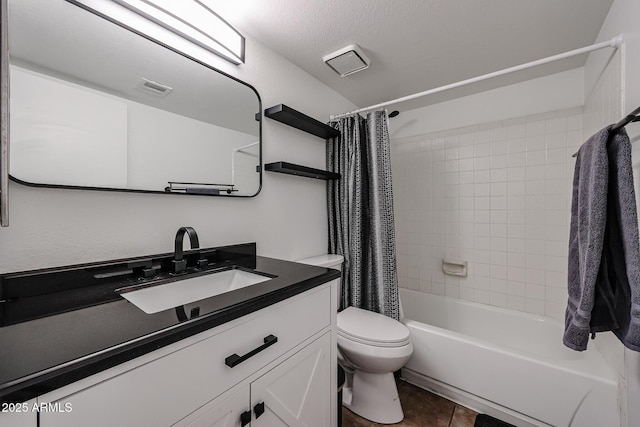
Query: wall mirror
[{"left": 6, "top": 0, "right": 261, "bottom": 197}]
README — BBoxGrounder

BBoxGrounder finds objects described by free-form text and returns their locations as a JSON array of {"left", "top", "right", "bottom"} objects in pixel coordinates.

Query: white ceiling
[{"left": 204, "top": 0, "right": 614, "bottom": 113}]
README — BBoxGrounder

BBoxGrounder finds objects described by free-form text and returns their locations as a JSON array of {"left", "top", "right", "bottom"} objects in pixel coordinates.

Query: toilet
[{"left": 298, "top": 254, "right": 413, "bottom": 424}]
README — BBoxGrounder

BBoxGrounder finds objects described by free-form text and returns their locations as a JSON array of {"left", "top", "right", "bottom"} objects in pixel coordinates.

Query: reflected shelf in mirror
[{"left": 165, "top": 182, "right": 238, "bottom": 195}]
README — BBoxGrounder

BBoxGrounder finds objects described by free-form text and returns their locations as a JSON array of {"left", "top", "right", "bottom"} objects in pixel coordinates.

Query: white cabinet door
[
  {"left": 0, "top": 400, "right": 37, "bottom": 427},
  {"left": 250, "top": 333, "right": 331, "bottom": 427},
  {"left": 182, "top": 386, "right": 250, "bottom": 427}
]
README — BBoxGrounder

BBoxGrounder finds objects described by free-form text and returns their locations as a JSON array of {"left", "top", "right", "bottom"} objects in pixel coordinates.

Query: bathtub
[{"left": 399, "top": 288, "right": 618, "bottom": 427}]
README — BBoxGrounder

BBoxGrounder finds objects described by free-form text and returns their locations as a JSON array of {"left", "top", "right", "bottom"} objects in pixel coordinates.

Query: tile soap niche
[
  {"left": 442, "top": 259, "right": 468, "bottom": 277},
  {"left": 264, "top": 104, "right": 340, "bottom": 180}
]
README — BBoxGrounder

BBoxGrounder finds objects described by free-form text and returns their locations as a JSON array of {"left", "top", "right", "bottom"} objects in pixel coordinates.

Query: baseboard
[{"left": 400, "top": 368, "right": 551, "bottom": 427}]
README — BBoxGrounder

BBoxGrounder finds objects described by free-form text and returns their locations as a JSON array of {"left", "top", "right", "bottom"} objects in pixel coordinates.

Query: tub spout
[{"left": 173, "top": 226, "right": 200, "bottom": 273}]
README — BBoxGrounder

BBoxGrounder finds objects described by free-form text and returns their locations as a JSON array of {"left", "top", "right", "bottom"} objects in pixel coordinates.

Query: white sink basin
[{"left": 119, "top": 269, "right": 272, "bottom": 314}]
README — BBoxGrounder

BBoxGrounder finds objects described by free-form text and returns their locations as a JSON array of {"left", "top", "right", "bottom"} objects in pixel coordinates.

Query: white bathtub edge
[{"left": 401, "top": 368, "right": 551, "bottom": 427}]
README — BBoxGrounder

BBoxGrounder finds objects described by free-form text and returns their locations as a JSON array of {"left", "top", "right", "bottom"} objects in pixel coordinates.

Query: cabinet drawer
[{"left": 40, "top": 286, "right": 330, "bottom": 427}]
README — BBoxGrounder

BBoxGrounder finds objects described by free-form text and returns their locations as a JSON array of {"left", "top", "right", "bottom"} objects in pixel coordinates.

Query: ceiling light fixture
[{"left": 68, "top": 0, "right": 245, "bottom": 65}]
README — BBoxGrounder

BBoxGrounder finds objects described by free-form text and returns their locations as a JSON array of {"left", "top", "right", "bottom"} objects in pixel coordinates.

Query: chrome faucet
[{"left": 173, "top": 226, "right": 200, "bottom": 273}]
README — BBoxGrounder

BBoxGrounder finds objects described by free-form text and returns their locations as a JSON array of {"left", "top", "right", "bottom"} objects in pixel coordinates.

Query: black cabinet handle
[
  {"left": 225, "top": 334, "right": 278, "bottom": 368},
  {"left": 240, "top": 410, "right": 251, "bottom": 426},
  {"left": 254, "top": 402, "right": 265, "bottom": 419}
]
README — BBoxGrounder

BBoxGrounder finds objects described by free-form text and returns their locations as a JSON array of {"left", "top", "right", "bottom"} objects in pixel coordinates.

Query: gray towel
[{"left": 564, "top": 126, "right": 640, "bottom": 351}]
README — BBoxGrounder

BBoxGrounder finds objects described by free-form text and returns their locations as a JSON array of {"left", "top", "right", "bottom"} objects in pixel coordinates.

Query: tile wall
[
  {"left": 392, "top": 107, "right": 584, "bottom": 319},
  {"left": 584, "top": 48, "right": 623, "bottom": 138}
]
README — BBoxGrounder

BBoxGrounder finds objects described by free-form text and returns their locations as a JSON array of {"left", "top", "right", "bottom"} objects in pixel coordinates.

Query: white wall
[
  {"left": 390, "top": 68, "right": 584, "bottom": 140},
  {"left": 0, "top": 33, "right": 356, "bottom": 272},
  {"left": 583, "top": 1, "right": 640, "bottom": 425}
]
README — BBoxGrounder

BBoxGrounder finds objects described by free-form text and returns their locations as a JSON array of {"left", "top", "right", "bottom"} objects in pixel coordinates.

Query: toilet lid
[{"left": 337, "top": 307, "right": 410, "bottom": 346}]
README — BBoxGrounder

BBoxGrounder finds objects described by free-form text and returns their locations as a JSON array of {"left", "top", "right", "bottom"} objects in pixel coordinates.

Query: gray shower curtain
[{"left": 327, "top": 110, "right": 400, "bottom": 320}]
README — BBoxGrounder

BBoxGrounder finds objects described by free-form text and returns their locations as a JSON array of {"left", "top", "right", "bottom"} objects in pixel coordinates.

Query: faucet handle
[
  {"left": 172, "top": 259, "right": 187, "bottom": 274},
  {"left": 138, "top": 267, "right": 158, "bottom": 278},
  {"left": 128, "top": 259, "right": 158, "bottom": 279}
]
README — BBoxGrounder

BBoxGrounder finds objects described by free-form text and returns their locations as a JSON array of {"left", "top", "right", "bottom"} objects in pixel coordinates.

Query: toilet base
[{"left": 342, "top": 370, "right": 404, "bottom": 424}]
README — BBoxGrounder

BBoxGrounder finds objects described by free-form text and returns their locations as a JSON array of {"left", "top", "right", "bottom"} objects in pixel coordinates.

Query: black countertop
[{"left": 0, "top": 247, "right": 340, "bottom": 403}]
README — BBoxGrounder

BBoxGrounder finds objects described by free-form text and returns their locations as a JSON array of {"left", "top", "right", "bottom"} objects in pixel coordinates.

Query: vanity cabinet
[
  {"left": 34, "top": 281, "right": 337, "bottom": 427},
  {"left": 183, "top": 333, "right": 330, "bottom": 427}
]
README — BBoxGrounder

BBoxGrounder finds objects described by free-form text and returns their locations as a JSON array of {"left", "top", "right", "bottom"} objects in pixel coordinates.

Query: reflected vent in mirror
[{"left": 136, "top": 78, "right": 173, "bottom": 97}]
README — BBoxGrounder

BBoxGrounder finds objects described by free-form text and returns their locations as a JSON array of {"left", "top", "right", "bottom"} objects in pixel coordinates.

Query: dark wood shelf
[
  {"left": 264, "top": 104, "right": 340, "bottom": 139},
  {"left": 265, "top": 162, "right": 340, "bottom": 180}
]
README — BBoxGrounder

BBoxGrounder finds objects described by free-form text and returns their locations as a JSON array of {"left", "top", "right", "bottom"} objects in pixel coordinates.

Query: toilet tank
[
  {"left": 297, "top": 254, "right": 344, "bottom": 308},
  {"left": 297, "top": 254, "right": 344, "bottom": 271},
  {"left": 296, "top": 254, "right": 344, "bottom": 307}
]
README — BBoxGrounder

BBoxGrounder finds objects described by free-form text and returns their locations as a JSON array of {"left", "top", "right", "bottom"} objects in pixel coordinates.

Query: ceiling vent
[
  {"left": 136, "top": 78, "right": 173, "bottom": 97},
  {"left": 323, "top": 44, "right": 370, "bottom": 77}
]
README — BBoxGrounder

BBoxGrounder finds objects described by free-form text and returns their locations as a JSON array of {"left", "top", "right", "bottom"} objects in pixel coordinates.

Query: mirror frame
[
  {"left": 5, "top": 0, "right": 262, "bottom": 199},
  {"left": 1, "top": 0, "right": 9, "bottom": 225}
]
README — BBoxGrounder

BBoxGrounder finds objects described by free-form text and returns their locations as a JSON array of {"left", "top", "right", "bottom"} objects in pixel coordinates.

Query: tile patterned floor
[{"left": 342, "top": 379, "right": 478, "bottom": 427}]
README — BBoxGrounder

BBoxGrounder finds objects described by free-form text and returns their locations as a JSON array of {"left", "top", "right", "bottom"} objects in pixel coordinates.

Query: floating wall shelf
[
  {"left": 264, "top": 104, "right": 340, "bottom": 181},
  {"left": 264, "top": 104, "right": 340, "bottom": 139},
  {"left": 265, "top": 162, "right": 340, "bottom": 180}
]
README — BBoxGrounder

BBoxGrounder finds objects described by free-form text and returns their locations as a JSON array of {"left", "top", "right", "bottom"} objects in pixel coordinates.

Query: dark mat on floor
[{"left": 474, "top": 414, "right": 516, "bottom": 427}]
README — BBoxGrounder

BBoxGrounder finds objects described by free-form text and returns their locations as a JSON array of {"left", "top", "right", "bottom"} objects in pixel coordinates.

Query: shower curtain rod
[{"left": 330, "top": 35, "right": 623, "bottom": 120}]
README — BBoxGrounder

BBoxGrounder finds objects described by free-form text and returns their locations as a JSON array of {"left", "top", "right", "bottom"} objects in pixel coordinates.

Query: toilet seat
[{"left": 338, "top": 307, "right": 410, "bottom": 348}]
